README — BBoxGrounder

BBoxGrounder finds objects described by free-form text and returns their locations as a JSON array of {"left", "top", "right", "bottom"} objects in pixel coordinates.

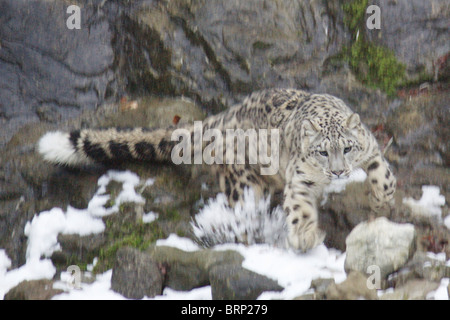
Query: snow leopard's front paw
[{"left": 286, "top": 213, "right": 325, "bottom": 252}]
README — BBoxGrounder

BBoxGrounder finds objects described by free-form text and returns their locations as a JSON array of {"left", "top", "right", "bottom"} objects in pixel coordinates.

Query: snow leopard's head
[{"left": 300, "top": 112, "right": 364, "bottom": 180}]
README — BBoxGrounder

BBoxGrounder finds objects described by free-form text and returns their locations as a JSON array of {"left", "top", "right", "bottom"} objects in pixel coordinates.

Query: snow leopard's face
[{"left": 300, "top": 113, "right": 363, "bottom": 180}]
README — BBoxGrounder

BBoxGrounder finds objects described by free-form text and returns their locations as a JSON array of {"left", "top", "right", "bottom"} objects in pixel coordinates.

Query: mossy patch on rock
[{"left": 341, "top": 0, "right": 406, "bottom": 96}]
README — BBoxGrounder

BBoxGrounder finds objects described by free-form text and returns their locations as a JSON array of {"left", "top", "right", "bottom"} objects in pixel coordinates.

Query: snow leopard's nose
[{"left": 331, "top": 170, "right": 344, "bottom": 177}]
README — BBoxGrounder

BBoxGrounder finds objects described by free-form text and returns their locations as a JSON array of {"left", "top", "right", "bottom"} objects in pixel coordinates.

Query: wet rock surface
[{"left": 0, "top": 0, "right": 449, "bottom": 300}]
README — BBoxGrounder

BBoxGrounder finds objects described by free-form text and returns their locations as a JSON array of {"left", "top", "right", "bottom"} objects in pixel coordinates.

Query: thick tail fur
[{"left": 38, "top": 127, "right": 182, "bottom": 166}]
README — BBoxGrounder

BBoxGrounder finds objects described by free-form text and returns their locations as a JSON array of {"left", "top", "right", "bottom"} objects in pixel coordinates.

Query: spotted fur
[{"left": 38, "top": 89, "right": 396, "bottom": 251}]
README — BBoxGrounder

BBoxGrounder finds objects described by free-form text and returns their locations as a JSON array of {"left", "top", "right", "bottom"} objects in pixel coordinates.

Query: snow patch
[
  {"left": 156, "top": 234, "right": 200, "bottom": 252},
  {"left": 142, "top": 211, "right": 159, "bottom": 224},
  {"left": 0, "top": 170, "right": 148, "bottom": 299},
  {"left": 403, "top": 185, "right": 446, "bottom": 220}
]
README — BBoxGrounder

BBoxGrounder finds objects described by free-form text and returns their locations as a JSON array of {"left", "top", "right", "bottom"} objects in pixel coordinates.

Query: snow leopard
[{"left": 38, "top": 88, "right": 396, "bottom": 252}]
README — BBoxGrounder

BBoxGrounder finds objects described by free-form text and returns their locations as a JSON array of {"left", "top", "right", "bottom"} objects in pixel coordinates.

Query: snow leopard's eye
[
  {"left": 344, "top": 146, "right": 352, "bottom": 154},
  {"left": 319, "top": 151, "right": 328, "bottom": 157}
]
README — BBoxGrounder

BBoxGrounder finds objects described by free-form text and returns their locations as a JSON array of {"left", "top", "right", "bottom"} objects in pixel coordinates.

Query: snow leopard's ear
[
  {"left": 301, "top": 119, "right": 321, "bottom": 138},
  {"left": 345, "top": 113, "right": 360, "bottom": 130}
]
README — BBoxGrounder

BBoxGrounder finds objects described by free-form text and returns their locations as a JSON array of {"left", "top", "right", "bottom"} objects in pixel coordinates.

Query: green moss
[
  {"left": 94, "top": 218, "right": 165, "bottom": 273},
  {"left": 341, "top": 0, "right": 406, "bottom": 96},
  {"left": 342, "top": 0, "right": 368, "bottom": 31},
  {"left": 162, "top": 207, "right": 182, "bottom": 221},
  {"left": 252, "top": 41, "right": 273, "bottom": 51},
  {"left": 348, "top": 39, "right": 406, "bottom": 96}
]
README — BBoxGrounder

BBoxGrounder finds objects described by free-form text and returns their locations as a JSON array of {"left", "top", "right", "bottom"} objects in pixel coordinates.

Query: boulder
[
  {"left": 325, "top": 271, "right": 378, "bottom": 300},
  {"left": 345, "top": 217, "right": 416, "bottom": 279},
  {"left": 209, "top": 264, "right": 283, "bottom": 300},
  {"left": 145, "top": 245, "right": 244, "bottom": 291},
  {"left": 4, "top": 279, "right": 63, "bottom": 300},
  {"left": 380, "top": 279, "right": 440, "bottom": 300},
  {"left": 388, "top": 251, "right": 450, "bottom": 288},
  {"left": 111, "top": 247, "right": 164, "bottom": 299}
]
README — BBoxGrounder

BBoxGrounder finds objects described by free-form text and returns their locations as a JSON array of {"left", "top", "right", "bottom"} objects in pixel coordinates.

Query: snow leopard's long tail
[{"left": 38, "top": 127, "right": 186, "bottom": 166}]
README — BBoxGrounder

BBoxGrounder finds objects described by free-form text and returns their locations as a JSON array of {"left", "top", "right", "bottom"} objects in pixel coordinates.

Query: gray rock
[
  {"left": 345, "top": 217, "right": 416, "bottom": 279},
  {"left": 209, "top": 264, "right": 283, "bottom": 300},
  {"left": 146, "top": 245, "right": 244, "bottom": 291},
  {"left": 325, "top": 271, "right": 378, "bottom": 300},
  {"left": 0, "top": 0, "right": 115, "bottom": 147},
  {"left": 4, "top": 279, "right": 63, "bottom": 300},
  {"left": 380, "top": 279, "right": 440, "bottom": 300},
  {"left": 367, "top": 0, "right": 449, "bottom": 81},
  {"left": 309, "top": 278, "right": 336, "bottom": 300},
  {"left": 388, "top": 251, "right": 450, "bottom": 288},
  {"left": 320, "top": 181, "right": 371, "bottom": 251},
  {"left": 111, "top": 247, "right": 163, "bottom": 299},
  {"left": 51, "top": 233, "right": 106, "bottom": 268},
  {"left": 118, "top": 0, "right": 347, "bottom": 109}
]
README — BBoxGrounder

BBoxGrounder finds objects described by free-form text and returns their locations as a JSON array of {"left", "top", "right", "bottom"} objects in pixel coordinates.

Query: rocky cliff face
[
  {"left": 1, "top": 0, "right": 448, "bottom": 145},
  {"left": 0, "top": 0, "right": 448, "bottom": 299}
]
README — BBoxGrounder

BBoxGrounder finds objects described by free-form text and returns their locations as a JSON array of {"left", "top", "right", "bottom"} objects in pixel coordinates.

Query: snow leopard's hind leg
[{"left": 216, "top": 164, "right": 269, "bottom": 207}]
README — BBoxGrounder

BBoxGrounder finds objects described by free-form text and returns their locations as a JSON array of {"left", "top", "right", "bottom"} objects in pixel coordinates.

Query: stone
[
  {"left": 51, "top": 233, "right": 106, "bottom": 267},
  {"left": 111, "top": 247, "right": 163, "bottom": 299},
  {"left": 209, "top": 264, "right": 283, "bottom": 300},
  {"left": 320, "top": 181, "right": 371, "bottom": 251},
  {"left": 345, "top": 217, "right": 416, "bottom": 279},
  {"left": 4, "top": 280, "right": 63, "bottom": 300},
  {"left": 146, "top": 245, "right": 244, "bottom": 291},
  {"left": 325, "top": 271, "right": 378, "bottom": 300},
  {"left": 380, "top": 279, "right": 440, "bottom": 300},
  {"left": 310, "top": 278, "right": 336, "bottom": 300}
]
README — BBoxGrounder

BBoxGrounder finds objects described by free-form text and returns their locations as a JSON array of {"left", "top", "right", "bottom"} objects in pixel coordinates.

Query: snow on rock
[
  {"left": 156, "top": 234, "right": 200, "bottom": 252},
  {"left": 0, "top": 170, "right": 147, "bottom": 299},
  {"left": 52, "top": 270, "right": 125, "bottom": 300},
  {"left": 403, "top": 185, "right": 446, "bottom": 220},
  {"left": 220, "top": 243, "right": 347, "bottom": 300}
]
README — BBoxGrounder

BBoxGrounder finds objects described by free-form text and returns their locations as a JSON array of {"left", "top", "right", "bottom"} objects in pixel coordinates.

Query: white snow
[
  {"left": 1, "top": 169, "right": 448, "bottom": 300},
  {"left": 0, "top": 170, "right": 145, "bottom": 299},
  {"left": 216, "top": 243, "right": 346, "bottom": 300},
  {"left": 142, "top": 211, "right": 158, "bottom": 224},
  {"left": 403, "top": 185, "right": 446, "bottom": 220},
  {"left": 445, "top": 215, "right": 450, "bottom": 230},
  {"left": 52, "top": 270, "right": 124, "bottom": 300},
  {"left": 156, "top": 234, "right": 200, "bottom": 252},
  {"left": 426, "top": 278, "right": 449, "bottom": 300}
]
